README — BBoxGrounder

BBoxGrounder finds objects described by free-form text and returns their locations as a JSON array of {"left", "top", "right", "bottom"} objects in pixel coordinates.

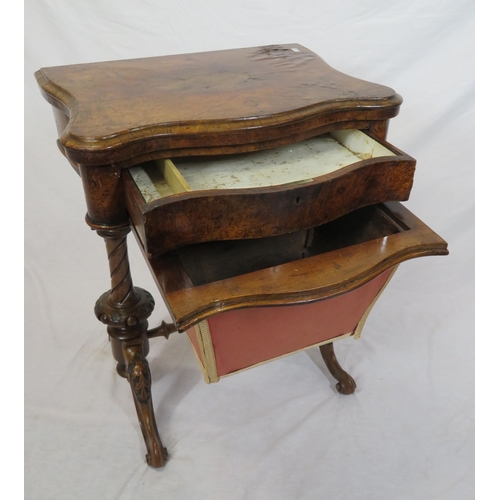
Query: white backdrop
[{"left": 25, "top": 1, "right": 474, "bottom": 499}]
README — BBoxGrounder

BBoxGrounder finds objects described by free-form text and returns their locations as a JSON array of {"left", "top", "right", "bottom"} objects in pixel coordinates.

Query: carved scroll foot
[
  {"left": 123, "top": 336, "right": 168, "bottom": 468},
  {"left": 319, "top": 342, "right": 356, "bottom": 395}
]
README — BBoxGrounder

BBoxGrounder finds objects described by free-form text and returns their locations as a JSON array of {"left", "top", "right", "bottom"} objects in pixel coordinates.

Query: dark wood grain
[
  {"left": 124, "top": 137, "right": 415, "bottom": 256},
  {"left": 144, "top": 202, "right": 448, "bottom": 331},
  {"left": 35, "top": 44, "right": 402, "bottom": 166},
  {"left": 81, "top": 165, "right": 128, "bottom": 225}
]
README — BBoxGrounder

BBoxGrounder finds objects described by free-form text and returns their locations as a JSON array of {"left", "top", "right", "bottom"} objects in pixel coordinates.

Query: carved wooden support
[
  {"left": 319, "top": 342, "right": 356, "bottom": 395},
  {"left": 111, "top": 322, "right": 175, "bottom": 378},
  {"left": 92, "top": 222, "right": 141, "bottom": 309},
  {"left": 90, "top": 218, "right": 167, "bottom": 468},
  {"left": 147, "top": 321, "right": 177, "bottom": 340},
  {"left": 122, "top": 336, "right": 168, "bottom": 467},
  {"left": 110, "top": 335, "right": 149, "bottom": 378},
  {"left": 94, "top": 285, "right": 155, "bottom": 340}
]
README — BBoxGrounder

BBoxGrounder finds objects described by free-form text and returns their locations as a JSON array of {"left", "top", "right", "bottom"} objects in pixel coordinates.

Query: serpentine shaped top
[{"left": 36, "top": 44, "right": 402, "bottom": 166}]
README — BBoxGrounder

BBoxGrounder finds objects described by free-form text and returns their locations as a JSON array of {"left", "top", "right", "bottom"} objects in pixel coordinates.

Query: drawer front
[
  {"left": 147, "top": 202, "right": 448, "bottom": 331},
  {"left": 124, "top": 130, "right": 415, "bottom": 258}
]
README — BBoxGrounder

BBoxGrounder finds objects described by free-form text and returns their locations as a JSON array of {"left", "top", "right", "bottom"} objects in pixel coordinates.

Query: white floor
[{"left": 24, "top": 2, "right": 474, "bottom": 499}]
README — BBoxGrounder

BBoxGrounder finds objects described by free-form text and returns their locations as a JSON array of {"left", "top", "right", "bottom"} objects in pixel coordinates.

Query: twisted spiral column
[{"left": 101, "top": 227, "right": 137, "bottom": 307}]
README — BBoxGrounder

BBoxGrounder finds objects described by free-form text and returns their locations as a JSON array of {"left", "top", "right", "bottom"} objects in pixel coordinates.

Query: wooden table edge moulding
[{"left": 35, "top": 44, "right": 448, "bottom": 468}]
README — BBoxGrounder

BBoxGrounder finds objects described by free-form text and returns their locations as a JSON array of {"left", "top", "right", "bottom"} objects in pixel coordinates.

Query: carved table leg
[
  {"left": 122, "top": 336, "right": 168, "bottom": 467},
  {"left": 319, "top": 342, "right": 356, "bottom": 395},
  {"left": 91, "top": 221, "right": 167, "bottom": 467}
]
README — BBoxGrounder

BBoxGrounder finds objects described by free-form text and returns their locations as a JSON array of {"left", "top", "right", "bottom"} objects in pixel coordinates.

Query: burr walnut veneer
[{"left": 35, "top": 44, "right": 448, "bottom": 468}]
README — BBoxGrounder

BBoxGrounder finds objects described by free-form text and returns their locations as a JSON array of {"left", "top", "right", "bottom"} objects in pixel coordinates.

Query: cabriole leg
[
  {"left": 319, "top": 342, "right": 356, "bottom": 395},
  {"left": 122, "top": 335, "right": 168, "bottom": 467}
]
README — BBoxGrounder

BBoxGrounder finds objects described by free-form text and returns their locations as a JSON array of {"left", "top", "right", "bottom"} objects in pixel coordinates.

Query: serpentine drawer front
[
  {"left": 124, "top": 129, "right": 415, "bottom": 257},
  {"left": 35, "top": 44, "right": 448, "bottom": 469},
  {"left": 144, "top": 202, "right": 447, "bottom": 330}
]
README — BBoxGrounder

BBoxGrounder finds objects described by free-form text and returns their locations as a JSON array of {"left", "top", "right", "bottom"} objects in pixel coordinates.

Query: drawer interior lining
[{"left": 129, "top": 130, "right": 396, "bottom": 203}]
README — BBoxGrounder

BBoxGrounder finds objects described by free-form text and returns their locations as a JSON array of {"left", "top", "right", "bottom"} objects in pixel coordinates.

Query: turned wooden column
[{"left": 81, "top": 165, "right": 168, "bottom": 468}]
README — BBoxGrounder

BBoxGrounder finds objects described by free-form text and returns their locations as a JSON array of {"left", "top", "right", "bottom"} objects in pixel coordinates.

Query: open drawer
[
  {"left": 124, "top": 130, "right": 416, "bottom": 258},
  {"left": 140, "top": 202, "right": 448, "bottom": 382}
]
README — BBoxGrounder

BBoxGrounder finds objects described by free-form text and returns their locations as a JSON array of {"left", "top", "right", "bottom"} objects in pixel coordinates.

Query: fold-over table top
[{"left": 36, "top": 44, "right": 402, "bottom": 166}]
